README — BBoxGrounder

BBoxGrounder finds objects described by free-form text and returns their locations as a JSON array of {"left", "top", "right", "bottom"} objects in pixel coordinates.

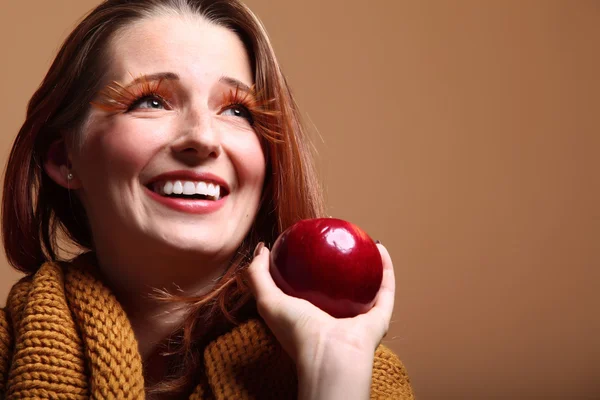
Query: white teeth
[
  {"left": 154, "top": 179, "right": 223, "bottom": 200},
  {"left": 173, "top": 181, "right": 183, "bottom": 195},
  {"left": 183, "top": 181, "right": 196, "bottom": 195},
  {"left": 196, "top": 181, "right": 208, "bottom": 195},
  {"left": 163, "top": 181, "right": 173, "bottom": 195}
]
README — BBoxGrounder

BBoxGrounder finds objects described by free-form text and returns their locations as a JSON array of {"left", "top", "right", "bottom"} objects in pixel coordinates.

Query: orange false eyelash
[
  {"left": 220, "top": 85, "right": 258, "bottom": 114},
  {"left": 223, "top": 85, "right": 283, "bottom": 143},
  {"left": 90, "top": 75, "right": 169, "bottom": 113},
  {"left": 90, "top": 75, "right": 283, "bottom": 144}
]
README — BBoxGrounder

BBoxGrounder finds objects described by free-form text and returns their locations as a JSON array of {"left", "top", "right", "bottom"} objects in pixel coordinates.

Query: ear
[{"left": 44, "top": 138, "right": 82, "bottom": 189}]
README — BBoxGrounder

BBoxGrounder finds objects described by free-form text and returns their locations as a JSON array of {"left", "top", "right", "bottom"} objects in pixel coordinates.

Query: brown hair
[{"left": 2, "top": 0, "right": 325, "bottom": 393}]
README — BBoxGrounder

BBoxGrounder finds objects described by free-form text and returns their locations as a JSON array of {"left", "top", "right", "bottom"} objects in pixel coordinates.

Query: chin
[{"left": 148, "top": 229, "right": 239, "bottom": 259}]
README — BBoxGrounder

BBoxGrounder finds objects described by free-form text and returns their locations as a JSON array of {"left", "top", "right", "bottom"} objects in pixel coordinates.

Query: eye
[
  {"left": 129, "top": 95, "right": 168, "bottom": 111},
  {"left": 221, "top": 105, "right": 253, "bottom": 123}
]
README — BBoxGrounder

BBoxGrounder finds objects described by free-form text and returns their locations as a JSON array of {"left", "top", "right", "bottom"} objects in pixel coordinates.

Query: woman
[{"left": 0, "top": 0, "right": 413, "bottom": 398}]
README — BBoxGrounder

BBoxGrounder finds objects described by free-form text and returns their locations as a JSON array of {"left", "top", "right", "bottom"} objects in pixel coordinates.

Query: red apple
[{"left": 269, "top": 218, "right": 383, "bottom": 318}]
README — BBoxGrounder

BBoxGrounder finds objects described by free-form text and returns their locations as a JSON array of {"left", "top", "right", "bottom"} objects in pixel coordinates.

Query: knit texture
[{"left": 0, "top": 257, "right": 414, "bottom": 399}]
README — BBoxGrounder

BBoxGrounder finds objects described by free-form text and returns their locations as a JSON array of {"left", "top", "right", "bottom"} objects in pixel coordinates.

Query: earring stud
[{"left": 67, "top": 172, "right": 74, "bottom": 180}]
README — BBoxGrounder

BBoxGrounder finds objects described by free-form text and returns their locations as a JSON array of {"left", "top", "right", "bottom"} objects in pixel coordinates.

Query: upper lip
[{"left": 146, "top": 170, "right": 230, "bottom": 193}]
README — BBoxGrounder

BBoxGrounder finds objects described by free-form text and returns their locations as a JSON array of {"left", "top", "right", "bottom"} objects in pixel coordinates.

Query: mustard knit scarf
[{"left": 0, "top": 257, "right": 413, "bottom": 399}]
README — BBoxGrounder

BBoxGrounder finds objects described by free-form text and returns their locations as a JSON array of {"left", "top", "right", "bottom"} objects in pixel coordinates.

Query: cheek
[
  {"left": 225, "top": 132, "right": 266, "bottom": 191},
  {"left": 78, "top": 117, "right": 171, "bottom": 180}
]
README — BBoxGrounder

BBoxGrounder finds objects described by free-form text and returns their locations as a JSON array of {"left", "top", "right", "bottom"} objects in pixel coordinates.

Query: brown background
[{"left": 1, "top": 1, "right": 598, "bottom": 398}]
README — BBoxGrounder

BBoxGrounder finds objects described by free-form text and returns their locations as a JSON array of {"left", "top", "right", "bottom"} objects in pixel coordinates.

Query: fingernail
[
  {"left": 375, "top": 240, "right": 381, "bottom": 244},
  {"left": 253, "top": 242, "right": 265, "bottom": 257}
]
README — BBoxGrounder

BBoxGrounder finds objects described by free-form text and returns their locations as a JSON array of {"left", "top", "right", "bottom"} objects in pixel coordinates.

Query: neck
[{"left": 91, "top": 246, "right": 230, "bottom": 360}]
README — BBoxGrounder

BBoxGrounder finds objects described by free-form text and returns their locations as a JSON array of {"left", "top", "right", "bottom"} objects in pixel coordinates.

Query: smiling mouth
[{"left": 148, "top": 180, "right": 229, "bottom": 201}]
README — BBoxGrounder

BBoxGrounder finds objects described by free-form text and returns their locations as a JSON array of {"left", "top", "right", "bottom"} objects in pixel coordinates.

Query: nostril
[
  {"left": 171, "top": 137, "right": 222, "bottom": 161},
  {"left": 176, "top": 147, "right": 219, "bottom": 158}
]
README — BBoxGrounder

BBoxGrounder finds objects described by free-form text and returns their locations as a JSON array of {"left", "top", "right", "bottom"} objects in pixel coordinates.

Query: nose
[{"left": 171, "top": 107, "right": 222, "bottom": 163}]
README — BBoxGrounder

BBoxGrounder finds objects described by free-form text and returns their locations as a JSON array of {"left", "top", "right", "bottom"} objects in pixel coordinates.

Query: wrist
[{"left": 297, "top": 345, "right": 374, "bottom": 400}]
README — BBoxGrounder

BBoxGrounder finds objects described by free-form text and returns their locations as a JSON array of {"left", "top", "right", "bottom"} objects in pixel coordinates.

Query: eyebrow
[
  {"left": 219, "top": 76, "right": 253, "bottom": 93},
  {"left": 125, "top": 72, "right": 180, "bottom": 86},
  {"left": 123, "top": 72, "right": 252, "bottom": 92}
]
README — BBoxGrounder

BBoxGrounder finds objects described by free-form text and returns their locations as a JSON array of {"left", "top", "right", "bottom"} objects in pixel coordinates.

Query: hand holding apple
[{"left": 242, "top": 235, "right": 395, "bottom": 399}]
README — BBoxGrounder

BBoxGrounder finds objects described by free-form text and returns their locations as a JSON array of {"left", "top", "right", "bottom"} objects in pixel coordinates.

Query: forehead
[{"left": 106, "top": 14, "right": 253, "bottom": 86}]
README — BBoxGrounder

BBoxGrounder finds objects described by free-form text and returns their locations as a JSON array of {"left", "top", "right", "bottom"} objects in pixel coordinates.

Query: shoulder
[
  {"left": 0, "top": 306, "right": 11, "bottom": 391},
  {"left": 1, "top": 260, "right": 68, "bottom": 338},
  {"left": 0, "top": 271, "right": 34, "bottom": 394},
  {"left": 372, "top": 344, "right": 415, "bottom": 399}
]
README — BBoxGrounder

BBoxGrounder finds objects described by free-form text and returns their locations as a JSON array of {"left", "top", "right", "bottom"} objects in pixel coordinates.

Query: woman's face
[{"left": 71, "top": 15, "right": 265, "bottom": 265}]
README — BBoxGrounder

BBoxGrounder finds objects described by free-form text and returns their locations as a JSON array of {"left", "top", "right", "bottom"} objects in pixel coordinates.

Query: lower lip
[{"left": 144, "top": 187, "right": 227, "bottom": 214}]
